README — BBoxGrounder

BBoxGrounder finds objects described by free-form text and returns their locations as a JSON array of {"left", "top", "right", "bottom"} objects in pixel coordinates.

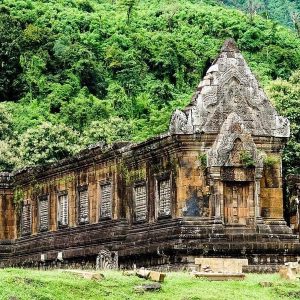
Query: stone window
[
  {"left": 78, "top": 188, "right": 89, "bottom": 224},
  {"left": 58, "top": 193, "right": 68, "bottom": 227},
  {"left": 38, "top": 195, "right": 49, "bottom": 232},
  {"left": 100, "top": 182, "right": 112, "bottom": 219},
  {"left": 133, "top": 183, "right": 147, "bottom": 221},
  {"left": 21, "top": 201, "right": 31, "bottom": 235},
  {"left": 157, "top": 177, "right": 171, "bottom": 217}
]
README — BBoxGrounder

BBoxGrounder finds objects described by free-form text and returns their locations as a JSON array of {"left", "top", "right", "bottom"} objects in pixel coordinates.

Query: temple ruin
[{"left": 0, "top": 39, "right": 299, "bottom": 270}]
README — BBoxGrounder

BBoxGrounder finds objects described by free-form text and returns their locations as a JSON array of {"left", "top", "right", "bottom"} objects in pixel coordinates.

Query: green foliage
[
  {"left": 198, "top": 153, "right": 207, "bottom": 170},
  {"left": 0, "top": 104, "right": 17, "bottom": 172},
  {"left": 240, "top": 150, "right": 255, "bottom": 168},
  {"left": 0, "top": 9, "right": 24, "bottom": 101},
  {"left": 0, "top": 0, "right": 299, "bottom": 171},
  {"left": 220, "top": 0, "right": 300, "bottom": 29},
  {"left": 0, "top": 104, "right": 13, "bottom": 140},
  {"left": 267, "top": 70, "right": 300, "bottom": 175},
  {"left": 0, "top": 140, "right": 18, "bottom": 172},
  {"left": 80, "top": 116, "right": 133, "bottom": 147},
  {"left": 263, "top": 154, "right": 279, "bottom": 168},
  {"left": 17, "top": 122, "right": 80, "bottom": 168},
  {"left": 120, "top": 164, "right": 146, "bottom": 184},
  {"left": 120, "top": 0, "right": 139, "bottom": 24},
  {"left": 60, "top": 90, "right": 113, "bottom": 131},
  {"left": 13, "top": 187, "right": 24, "bottom": 205}
]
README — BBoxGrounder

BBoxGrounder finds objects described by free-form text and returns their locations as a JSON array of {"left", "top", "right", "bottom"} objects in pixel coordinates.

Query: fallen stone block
[
  {"left": 149, "top": 271, "right": 166, "bottom": 282},
  {"left": 285, "top": 262, "right": 300, "bottom": 274},
  {"left": 136, "top": 268, "right": 151, "bottom": 279},
  {"left": 64, "top": 270, "right": 104, "bottom": 280},
  {"left": 279, "top": 266, "right": 297, "bottom": 280},
  {"left": 192, "top": 272, "right": 245, "bottom": 281},
  {"left": 195, "top": 258, "right": 248, "bottom": 274},
  {"left": 134, "top": 283, "right": 161, "bottom": 293}
]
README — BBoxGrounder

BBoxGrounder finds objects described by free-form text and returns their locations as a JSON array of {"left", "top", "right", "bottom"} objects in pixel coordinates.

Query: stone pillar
[
  {"left": 255, "top": 170, "right": 271, "bottom": 233},
  {"left": 254, "top": 179, "right": 261, "bottom": 219},
  {"left": 0, "top": 173, "right": 16, "bottom": 240},
  {"left": 210, "top": 167, "right": 223, "bottom": 224}
]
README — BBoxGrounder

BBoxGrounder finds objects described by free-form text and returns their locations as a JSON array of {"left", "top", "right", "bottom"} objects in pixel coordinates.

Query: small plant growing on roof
[
  {"left": 198, "top": 153, "right": 207, "bottom": 170},
  {"left": 263, "top": 154, "right": 279, "bottom": 168},
  {"left": 240, "top": 150, "right": 255, "bottom": 168},
  {"left": 13, "top": 186, "right": 24, "bottom": 204}
]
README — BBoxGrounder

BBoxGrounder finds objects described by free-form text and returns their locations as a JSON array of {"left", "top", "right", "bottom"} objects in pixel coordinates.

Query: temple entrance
[{"left": 224, "top": 182, "right": 251, "bottom": 225}]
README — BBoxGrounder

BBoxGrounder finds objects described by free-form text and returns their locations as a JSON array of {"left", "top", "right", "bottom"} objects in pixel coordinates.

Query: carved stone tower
[{"left": 169, "top": 39, "right": 292, "bottom": 237}]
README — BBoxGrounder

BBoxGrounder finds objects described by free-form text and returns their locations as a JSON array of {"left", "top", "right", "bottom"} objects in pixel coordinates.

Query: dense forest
[
  {"left": 0, "top": 0, "right": 299, "bottom": 175},
  {"left": 219, "top": 0, "right": 300, "bottom": 29}
]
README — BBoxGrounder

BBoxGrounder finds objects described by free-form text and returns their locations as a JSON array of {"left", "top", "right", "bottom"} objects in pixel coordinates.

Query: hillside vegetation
[
  {"left": 0, "top": 269, "right": 300, "bottom": 300},
  {"left": 219, "top": 0, "right": 300, "bottom": 29},
  {"left": 0, "top": 0, "right": 299, "bottom": 173}
]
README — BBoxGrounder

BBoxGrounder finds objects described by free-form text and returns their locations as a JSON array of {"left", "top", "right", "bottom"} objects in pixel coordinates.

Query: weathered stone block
[
  {"left": 136, "top": 268, "right": 150, "bottom": 279},
  {"left": 195, "top": 258, "right": 248, "bottom": 274},
  {"left": 64, "top": 270, "right": 104, "bottom": 280},
  {"left": 192, "top": 272, "right": 245, "bottom": 281},
  {"left": 149, "top": 271, "right": 166, "bottom": 282}
]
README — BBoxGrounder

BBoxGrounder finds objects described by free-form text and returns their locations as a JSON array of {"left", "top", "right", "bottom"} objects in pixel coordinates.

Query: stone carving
[
  {"left": 274, "top": 116, "right": 290, "bottom": 137},
  {"left": 169, "top": 39, "right": 290, "bottom": 138},
  {"left": 208, "top": 113, "right": 263, "bottom": 169},
  {"left": 169, "top": 109, "right": 193, "bottom": 134},
  {"left": 96, "top": 249, "right": 118, "bottom": 270}
]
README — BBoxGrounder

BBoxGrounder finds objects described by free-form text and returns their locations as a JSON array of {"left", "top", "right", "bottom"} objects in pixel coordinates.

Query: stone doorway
[{"left": 224, "top": 182, "right": 251, "bottom": 225}]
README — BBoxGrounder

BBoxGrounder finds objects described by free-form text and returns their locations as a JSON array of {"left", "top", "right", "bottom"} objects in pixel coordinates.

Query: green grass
[{"left": 0, "top": 269, "right": 299, "bottom": 300}]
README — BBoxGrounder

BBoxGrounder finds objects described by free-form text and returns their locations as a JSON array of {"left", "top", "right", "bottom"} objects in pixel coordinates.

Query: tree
[
  {"left": 0, "top": 9, "right": 24, "bottom": 101},
  {"left": 0, "top": 104, "right": 13, "bottom": 140},
  {"left": 17, "top": 122, "right": 80, "bottom": 167},
  {"left": 267, "top": 70, "right": 300, "bottom": 175},
  {"left": 291, "top": 12, "right": 300, "bottom": 37},
  {"left": 20, "top": 51, "right": 48, "bottom": 100},
  {"left": 0, "top": 104, "right": 17, "bottom": 171},
  {"left": 106, "top": 82, "right": 133, "bottom": 119},
  {"left": 60, "top": 90, "right": 113, "bottom": 131},
  {"left": 247, "top": 0, "right": 261, "bottom": 21},
  {"left": 120, "top": 0, "right": 138, "bottom": 24},
  {"left": 80, "top": 116, "right": 133, "bottom": 147},
  {"left": 0, "top": 140, "right": 19, "bottom": 172},
  {"left": 161, "top": 1, "right": 181, "bottom": 32}
]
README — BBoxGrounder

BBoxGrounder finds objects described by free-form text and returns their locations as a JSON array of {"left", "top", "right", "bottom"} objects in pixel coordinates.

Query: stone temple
[{"left": 0, "top": 39, "right": 299, "bottom": 270}]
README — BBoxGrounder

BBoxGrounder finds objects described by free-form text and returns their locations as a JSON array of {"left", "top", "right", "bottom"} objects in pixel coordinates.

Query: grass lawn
[{"left": 0, "top": 269, "right": 299, "bottom": 300}]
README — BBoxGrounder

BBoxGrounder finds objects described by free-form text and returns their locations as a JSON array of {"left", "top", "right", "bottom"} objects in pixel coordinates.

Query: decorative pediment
[
  {"left": 169, "top": 39, "right": 290, "bottom": 138},
  {"left": 208, "top": 113, "right": 263, "bottom": 169}
]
